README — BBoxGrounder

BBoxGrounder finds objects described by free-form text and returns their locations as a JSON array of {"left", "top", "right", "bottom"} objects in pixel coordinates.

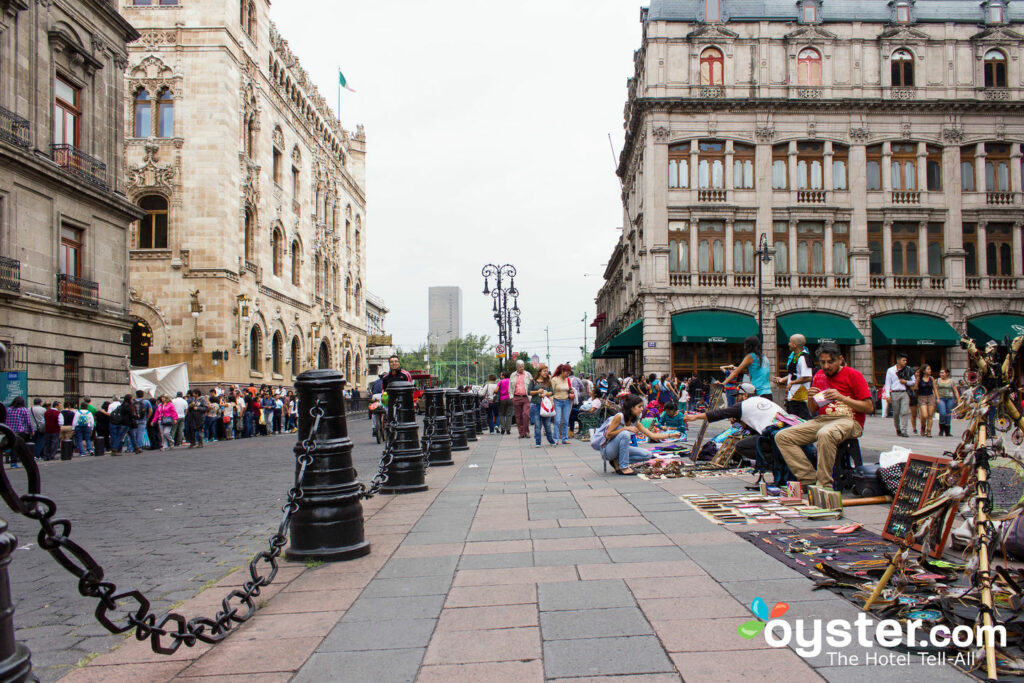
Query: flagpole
[{"left": 337, "top": 66, "right": 341, "bottom": 122}]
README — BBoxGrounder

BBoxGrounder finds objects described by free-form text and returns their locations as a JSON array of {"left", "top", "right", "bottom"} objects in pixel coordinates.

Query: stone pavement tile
[
  {"left": 600, "top": 534, "right": 675, "bottom": 548},
  {"left": 606, "top": 546, "right": 689, "bottom": 563},
  {"left": 444, "top": 584, "right": 536, "bottom": 608},
  {"left": 816, "top": 665, "right": 970, "bottom": 682},
  {"left": 458, "top": 552, "right": 535, "bottom": 570},
  {"left": 285, "top": 568, "right": 377, "bottom": 591},
  {"left": 651, "top": 617, "right": 773, "bottom": 652},
  {"left": 531, "top": 527, "right": 598, "bottom": 539},
  {"left": 376, "top": 556, "right": 460, "bottom": 578},
  {"left": 540, "top": 607, "right": 654, "bottom": 640},
  {"left": 258, "top": 588, "right": 361, "bottom": 615},
  {"left": 86, "top": 637, "right": 213, "bottom": 666},
  {"left": 404, "top": 531, "right": 471, "bottom": 545},
  {"left": 587, "top": 524, "right": 662, "bottom": 537},
  {"left": 625, "top": 575, "right": 728, "bottom": 599},
  {"left": 534, "top": 536, "right": 604, "bottom": 551},
  {"left": 342, "top": 594, "right": 446, "bottom": 621},
  {"left": 213, "top": 565, "right": 305, "bottom": 588},
  {"left": 175, "top": 674, "right": 292, "bottom": 682},
  {"left": 670, "top": 649, "right": 822, "bottom": 682},
  {"left": 318, "top": 617, "right": 437, "bottom": 651},
  {"left": 577, "top": 560, "right": 705, "bottom": 581},
  {"left": 534, "top": 549, "right": 612, "bottom": 566},
  {"left": 462, "top": 539, "right": 533, "bottom": 555},
  {"left": 417, "top": 660, "right": 545, "bottom": 683},
  {"left": 538, "top": 579, "right": 636, "bottom": 611},
  {"left": 422, "top": 626, "right": 541, "bottom": 665},
  {"left": 720, "top": 578, "right": 827, "bottom": 604},
  {"left": 452, "top": 565, "right": 578, "bottom": 586},
  {"left": 560, "top": 517, "right": 651, "bottom": 528},
  {"left": 529, "top": 509, "right": 586, "bottom": 520},
  {"left": 466, "top": 529, "right": 532, "bottom": 542},
  {"left": 360, "top": 575, "right": 453, "bottom": 598},
  {"left": 666, "top": 530, "right": 745, "bottom": 546},
  {"left": 233, "top": 610, "right": 343, "bottom": 640},
  {"left": 644, "top": 512, "right": 723, "bottom": 534},
  {"left": 436, "top": 604, "right": 539, "bottom": 631},
  {"left": 58, "top": 662, "right": 187, "bottom": 683},
  {"left": 638, "top": 595, "right": 749, "bottom": 621},
  {"left": 683, "top": 545, "right": 801, "bottom": 581},
  {"left": 543, "top": 636, "right": 675, "bottom": 678},
  {"left": 549, "top": 676, "right": 681, "bottom": 683},
  {"left": 290, "top": 648, "right": 424, "bottom": 683},
  {"left": 393, "top": 542, "right": 465, "bottom": 558},
  {"left": 180, "top": 636, "right": 321, "bottom": 676}
]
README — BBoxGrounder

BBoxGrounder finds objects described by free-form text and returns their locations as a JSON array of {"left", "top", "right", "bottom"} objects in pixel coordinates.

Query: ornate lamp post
[
  {"left": 754, "top": 233, "right": 774, "bottom": 341},
  {"left": 481, "top": 263, "right": 519, "bottom": 370},
  {"left": 189, "top": 289, "right": 203, "bottom": 350}
]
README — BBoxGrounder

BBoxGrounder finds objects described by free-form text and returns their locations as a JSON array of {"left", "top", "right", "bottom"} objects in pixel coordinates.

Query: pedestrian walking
[
  {"left": 917, "top": 365, "right": 937, "bottom": 437},
  {"left": 171, "top": 392, "right": 188, "bottom": 446},
  {"left": 774, "top": 334, "right": 813, "bottom": 419},
  {"left": 131, "top": 391, "right": 151, "bottom": 452},
  {"left": 3, "top": 397, "right": 32, "bottom": 467},
  {"left": 152, "top": 395, "right": 177, "bottom": 450},
  {"left": 723, "top": 336, "right": 773, "bottom": 400},
  {"left": 71, "top": 402, "right": 94, "bottom": 456},
  {"left": 884, "top": 353, "right": 914, "bottom": 437},
  {"left": 908, "top": 368, "right": 921, "bottom": 435},
  {"left": 509, "top": 360, "right": 533, "bottom": 438},
  {"left": 186, "top": 390, "right": 206, "bottom": 448},
  {"left": 29, "top": 398, "right": 46, "bottom": 459},
  {"left": 42, "top": 401, "right": 61, "bottom": 460},
  {"left": 482, "top": 375, "right": 499, "bottom": 433},
  {"left": 529, "top": 366, "right": 557, "bottom": 447},
  {"left": 497, "top": 371, "right": 513, "bottom": 434},
  {"left": 94, "top": 402, "right": 111, "bottom": 455},
  {"left": 936, "top": 368, "right": 959, "bottom": 437},
  {"left": 204, "top": 391, "right": 220, "bottom": 443},
  {"left": 551, "top": 364, "right": 574, "bottom": 444}
]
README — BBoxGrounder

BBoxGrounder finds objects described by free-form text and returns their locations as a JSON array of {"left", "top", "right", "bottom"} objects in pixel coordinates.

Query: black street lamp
[
  {"left": 481, "top": 263, "right": 519, "bottom": 371},
  {"left": 755, "top": 233, "right": 774, "bottom": 341}
]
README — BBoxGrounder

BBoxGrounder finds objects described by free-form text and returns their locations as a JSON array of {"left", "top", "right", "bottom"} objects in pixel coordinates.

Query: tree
[
  {"left": 573, "top": 352, "right": 593, "bottom": 378},
  {"left": 395, "top": 333, "right": 493, "bottom": 387}
]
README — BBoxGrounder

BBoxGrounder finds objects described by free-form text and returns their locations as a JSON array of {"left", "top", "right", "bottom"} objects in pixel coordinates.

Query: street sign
[
  {"left": 0, "top": 371, "right": 26, "bottom": 404},
  {"left": 495, "top": 344, "right": 506, "bottom": 358}
]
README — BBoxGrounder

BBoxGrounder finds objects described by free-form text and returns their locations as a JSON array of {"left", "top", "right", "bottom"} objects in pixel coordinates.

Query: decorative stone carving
[
  {"left": 652, "top": 126, "right": 671, "bottom": 142},
  {"left": 126, "top": 141, "right": 176, "bottom": 192},
  {"left": 138, "top": 30, "right": 177, "bottom": 48},
  {"left": 900, "top": 122, "right": 912, "bottom": 139},
  {"left": 272, "top": 125, "right": 284, "bottom": 148},
  {"left": 755, "top": 126, "right": 775, "bottom": 141},
  {"left": 849, "top": 127, "right": 871, "bottom": 142},
  {"left": 942, "top": 127, "right": 965, "bottom": 143},
  {"left": 807, "top": 122, "right": 817, "bottom": 139}
]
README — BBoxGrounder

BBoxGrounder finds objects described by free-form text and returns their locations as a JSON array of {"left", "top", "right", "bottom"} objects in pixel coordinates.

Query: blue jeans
[
  {"left": 937, "top": 396, "right": 956, "bottom": 426},
  {"left": 554, "top": 398, "right": 572, "bottom": 441},
  {"left": 203, "top": 416, "right": 218, "bottom": 442},
  {"left": 132, "top": 424, "right": 147, "bottom": 450},
  {"left": 487, "top": 404, "right": 499, "bottom": 433},
  {"left": 530, "top": 404, "right": 556, "bottom": 445},
  {"left": 73, "top": 426, "right": 92, "bottom": 455},
  {"left": 602, "top": 430, "right": 651, "bottom": 470},
  {"left": 726, "top": 390, "right": 738, "bottom": 407},
  {"left": 244, "top": 412, "right": 255, "bottom": 438}
]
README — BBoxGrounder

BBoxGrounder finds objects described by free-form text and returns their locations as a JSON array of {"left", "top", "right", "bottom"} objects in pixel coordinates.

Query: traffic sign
[{"left": 495, "top": 344, "right": 506, "bottom": 359}]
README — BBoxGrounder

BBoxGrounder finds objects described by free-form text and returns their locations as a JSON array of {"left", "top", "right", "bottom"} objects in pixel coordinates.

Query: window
[
  {"left": 985, "top": 50, "right": 1007, "bottom": 87},
  {"left": 987, "top": 223, "right": 1013, "bottom": 276},
  {"left": 157, "top": 89, "right": 173, "bottom": 137},
  {"left": 890, "top": 143, "right": 917, "bottom": 191},
  {"left": 869, "top": 222, "right": 883, "bottom": 275},
  {"left": 796, "top": 141, "right": 823, "bottom": 190},
  {"left": 963, "top": 223, "right": 977, "bottom": 276},
  {"left": 773, "top": 221, "right": 788, "bottom": 274},
  {"left": 54, "top": 76, "right": 80, "bottom": 147},
  {"left": 833, "top": 222, "right": 849, "bottom": 275},
  {"left": 698, "top": 221, "right": 725, "bottom": 273},
  {"left": 832, "top": 144, "right": 848, "bottom": 190},
  {"left": 733, "top": 143, "right": 754, "bottom": 189},
  {"left": 314, "top": 257, "right": 322, "bottom": 297},
  {"left": 986, "top": 143, "right": 1010, "bottom": 191},
  {"left": 345, "top": 276, "right": 352, "bottom": 310},
  {"left": 801, "top": 3, "right": 818, "bottom": 22},
  {"left": 989, "top": 3, "right": 1004, "bottom": 23},
  {"left": 961, "top": 145, "right": 976, "bottom": 191},
  {"left": 733, "top": 221, "right": 754, "bottom": 273},
  {"left": 355, "top": 283, "right": 362, "bottom": 316},
  {"left": 243, "top": 208, "right": 254, "bottom": 262},
  {"left": 891, "top": 222, "right": 918, "bottom": 275},
  {"left": 669, "top": 221, "right": 689, "bottom": 272},
  {"left": 250, "top": 327, "right": 262, "bottom": 372},
  {"left": 772, "top": 144, "right": 788, "bottom": 189},
  {"left": 891, "top": 49, "right": 914, "bottom": 87},
  {"left": 134, "top": 90, "right": 151, "bottom": 137},
  {"left": 244, "top": 114, "right": 255, "bottom": 158},
  {"left": 292, "top": 166, "right": 300, "bottom": 199},
  {"left": 698, "top": 140, "right": 725, "bottom": 189},
  {"left": 273, "top": 148, "right": 282, "bottom": 184},
  {"left": 866, "top": 145, "right": 883, "bottom": 190},
  {"left": 291, "top": 240, "right": 301, "bottom": 285},
  {"left": 668, "top": 143, "right": 689, "bottom": 188},
  {"left": 60, "top": 225, "right": 82, "bottom": 277},
  {"left": 705, "top": 0, "right": 720, "bottom": 22},
  {"left": 926, "top": 145, "right": 942, "bottom": 191},
  {"left": 797, "top": 48, "right": 822, "bottom": 86},
  {"left": 247, "top": 1, "right": 257, "bottom": 36},
  {"left": 699, "top": 48, "right": 724, "bottom": 86},
  {"left": 291, "top": 337, "right": 300, "bottom": 374},
  {"left": 271, "top": 227, "right": 283, "bottom": 276},
  {"left": 797, "top": 222, "right": 824, "bottom": 274},
  {"left": 63, "top": 352, "right": 81, "bottom": 407},
  {"left": 927, "top": 223, "right": 944, "bottom": 276},
  {"left": 895, "top": 2, "right": 910, "bottom": 23},
  {"left": 272, "top": 332, "right": 283, "bottom": 375},
  {"left": 137, "top": 195, "right": 168, "bottom": 249}
]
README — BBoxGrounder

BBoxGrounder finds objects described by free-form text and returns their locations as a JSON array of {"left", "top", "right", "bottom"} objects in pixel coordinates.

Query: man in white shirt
[
  {"left": 774, "top": 334, "right": 813, "bottom": 419},
  {"left": 884, "top": 353, "right": 914, "bottom": 438},
  {"left": 171, "top": 392, "right": 188, "bottom": 446}
]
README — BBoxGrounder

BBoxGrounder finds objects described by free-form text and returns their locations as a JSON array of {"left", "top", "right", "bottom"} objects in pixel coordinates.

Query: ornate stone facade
[
  {"left": 120, "top": 0, "right": 368, "bottom": 386},
  {"left": 597, "top": 0, "right": 1024, "bottom": 386}
]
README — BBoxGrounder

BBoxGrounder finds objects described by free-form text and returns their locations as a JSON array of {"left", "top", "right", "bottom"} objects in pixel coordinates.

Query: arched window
[
  {"left": 699, "top": 48, "right": 724, "bottom": 86},
  {"left": 345, "top": 276, "right": 352, "bottom": 311},
  {"left": 328, "top": 261, "right": 335, "bottom": 302},
  {"left": 290, "top": 337, "right": 300, "bottom": 374},
  {"left": 797, "top": 48, "right": 821, "bottom": 86},
  {"left": 355, "top": 216, "right": 362, "bottom": 252},
  {"left": 247, "top": 1, "right": 257, "bottom": 37},
  {"left": 157, "top": 89, "right": 174, "bottom": 138},
  {"left": 272, "top": 331, "right": 283, "bottom": 375},
  {"left": 250, "top": 327, "right": 262, "bottom": 372},
  {"left": 891, "top": 49, "right": 914, "bottom": 87},
  {"left": 314, "top": 257, "right": 322, "bottom": 297},
  {"left": 244, "top": 114, "right": 256, "bottom": 158},
  {"left": 355, "top": 282, "right": 362, "bottom": 315},
  {"left": 697, "top": 140, "right": 724, "bottom": 189},
  {"left": 891, "top": 143, "right": 917, "bottom": 191},
  {"left": 130, "top": 318, "right": 152, "bottom": 367},
  {"left": 243, "top": 207, "right": 254, "bottom": 262},
  {"left": 137, "top": 195, "right": 168, "bottom": 249},
  {"left": 318, "top": 341, "right": 330, "bottom": 369},
  {"left": 291, "top": 240, "right": 301, "bottom": 286},
  {"left": 985, "top": 50, "right": 1007, "bottom": 88},
  {"left": 797, "top": 141, "right": 824, "bottom": 190},
  {"left": 986, "top": 143, "right": 1011, "bottom": 191},
  {"left": 271, "top": 227, "right": 283, "bottom": 276},
  {"left": 134, "top": 90, "right": 151, "bottom": 138}
]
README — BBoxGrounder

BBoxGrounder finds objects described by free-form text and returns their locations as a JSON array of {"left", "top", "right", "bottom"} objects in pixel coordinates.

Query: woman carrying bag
[
  {"left": 551, "top": 364, "right": 574, "bottom": 444},
  {"left": 151, "top": 395, "right": 177, "bottom": 451},
  {"left": 529, "top": 366, "right": 557, "bottom": 447}
]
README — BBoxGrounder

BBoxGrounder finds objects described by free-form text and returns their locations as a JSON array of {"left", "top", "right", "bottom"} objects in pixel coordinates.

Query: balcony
[
  {"left": 51, "top": 144, "right": 108, "bottom": 190},
  {"left": 698, "top": 274, "right": 727, "bottom": 287},
  {"left": 698, "top": 86, "right": 725, "bottom": 99},
  {"left": 0, "top": 106, "right": 30, "bottom": 149},
  {"left": 734, "top": 274, "right": 755, "bottom": 288},
  {"left": 991, "top": 277, "right": 1016, "bottom": 291},
  {"left": 798, "top": 275, "right": 827, "bottom": 289},
  {"left": 966, "top": 277, "right": 981, "bottom": 291},
  {"left": 697, "top": 189, "right": 726, "bottom": 202},
  {"left": 893, "top": 276, "right": 922, "bottom": 290},
  {"left": 0, "top": 256, "right": 20, "bottom": 293},
  {"left": 56, "top": 274, "right": 98, "bottom": 309},
  {"left": 987, "top": 192, "right": 1015, "bottom": 205},
  {"left": 891, "top": 190, "right": 920, "bottom": 205},
  {"left": 797, "top": 190, "right": 826, "bottom": 204},
  {"left": 669, "top": 273, "right": 691, "bottom": 286},
  {"left": 775, "top": 274, "right": 791, "bottom": 288},
  {"left": 870, "top": 276, "right": 886, "bottom": 289},
  {"left": 794, "top": 87, "right": 822, "bottom": 99},
  {"left": 929, "top": 277, "right": 947, "bottom": 290},
  {"left": 983, "top": 88, "right": 1010, "bottom": 101},
  {"left": 835, "top": 275, "right": 851, "bottom": 289},
  {"left": 889, "top": 88, "right": 917, "bottom": 100}
]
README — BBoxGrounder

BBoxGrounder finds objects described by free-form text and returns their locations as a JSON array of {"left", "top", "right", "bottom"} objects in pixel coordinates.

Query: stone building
[
  {"left": 365, "top": 290, "right": 393, "bottom": 385},
  {"left": 595, "top": 0, "right": 1024, "bottom": 387},
  {"left": 0, "top": 0, "right": 142, "bottom": 402},
  {"left": 119, "top": 0, "right": 367, "bottom": 388}
]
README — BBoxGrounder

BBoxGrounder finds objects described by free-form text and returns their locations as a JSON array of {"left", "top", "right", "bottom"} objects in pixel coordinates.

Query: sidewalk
[{"left": 61, "top": 431, "right": 969, "bottom": 682}]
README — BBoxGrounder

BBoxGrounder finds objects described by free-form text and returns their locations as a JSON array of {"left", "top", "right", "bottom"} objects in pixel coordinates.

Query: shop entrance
[
  {"left": 872, "top": 346, "right": 947, "bottom": 387},
  {"left": 672, "top": 342, "right": 744, "bottom": 382}
]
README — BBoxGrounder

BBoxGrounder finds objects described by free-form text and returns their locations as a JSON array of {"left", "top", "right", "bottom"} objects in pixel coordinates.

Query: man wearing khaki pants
[{"left": 775, "top": 342, "right": 874, "bottom": 488}]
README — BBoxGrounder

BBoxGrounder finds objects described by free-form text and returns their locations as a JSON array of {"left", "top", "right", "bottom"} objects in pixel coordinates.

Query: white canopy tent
[{"left": 129, "top": 362, "right": 190, "bottom": 398}]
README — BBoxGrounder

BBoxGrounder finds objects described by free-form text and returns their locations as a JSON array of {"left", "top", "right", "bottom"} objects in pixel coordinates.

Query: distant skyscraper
[{"left": 428, "top": 287, "right": 462, "bottom": 347}]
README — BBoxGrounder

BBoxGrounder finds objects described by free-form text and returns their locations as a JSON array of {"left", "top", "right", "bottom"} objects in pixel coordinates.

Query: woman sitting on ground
[{"left": 602, "top": 394, "right": 673, "bottom": 475}]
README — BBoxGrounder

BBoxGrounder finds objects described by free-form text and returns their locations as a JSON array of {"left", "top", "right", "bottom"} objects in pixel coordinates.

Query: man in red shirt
[{"left": 775, "top": 342, "right": 873, "bottom": 488}]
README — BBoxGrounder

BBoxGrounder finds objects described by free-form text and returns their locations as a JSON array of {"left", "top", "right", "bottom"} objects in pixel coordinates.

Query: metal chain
[
  {"left": 360, "top": 403, "right": 395, "bottom": 499},
  {"left": 0, "top": 400, "right": 324, "bottom": 655}
]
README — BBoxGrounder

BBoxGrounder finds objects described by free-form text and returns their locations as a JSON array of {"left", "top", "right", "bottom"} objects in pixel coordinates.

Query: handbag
[
  {"left": 540, "top": 396, "right": 555, "bottom": 417},
  {"left": 160, "top": 415, "right": 174, "bottom": 426}
]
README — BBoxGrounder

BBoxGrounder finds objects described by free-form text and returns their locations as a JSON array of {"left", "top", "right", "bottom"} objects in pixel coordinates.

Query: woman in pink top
[
  {"left": 151, "top": 395, "right": 178, "bottom": 450},
  {"left": 498, "top": 371, "right": 513, "bottom": 434}
]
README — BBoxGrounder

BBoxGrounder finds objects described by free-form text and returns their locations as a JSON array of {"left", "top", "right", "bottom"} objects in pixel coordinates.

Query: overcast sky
[{"left": 270, "top": 1, "right": 641, "bottom": 364}]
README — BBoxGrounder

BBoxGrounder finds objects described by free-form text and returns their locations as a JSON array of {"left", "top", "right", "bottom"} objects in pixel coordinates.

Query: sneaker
[
  {"left": 561, "top": 440, "right": 571, "bottom": 444},
  {"left": 534, "top": 443, "right": 541, "bottom": 448}
]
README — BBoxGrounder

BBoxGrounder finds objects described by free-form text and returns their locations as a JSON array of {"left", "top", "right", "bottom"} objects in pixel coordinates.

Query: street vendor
[{"left": 683, "top": 383, "right": 794, "bottom": 463}]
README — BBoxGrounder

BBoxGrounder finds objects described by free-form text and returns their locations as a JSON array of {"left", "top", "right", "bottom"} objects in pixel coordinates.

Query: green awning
[
  {"left": 871, "top": 313, "right": 960, "bottom": 347},
  {"left": 592, "top": 342, "right": 630, "bottom": 359},
  {"left": 967, "top": 314, "right": 1024, "bottom": 346},
  {"left": 777, "top": 312, "right": 865, "bottom": 346},
  {"left": 671, "top": 311, "right": 757, "bottom": 344},
  {"left": 607, "top": 318, "right": 643, "bottom": 350}
]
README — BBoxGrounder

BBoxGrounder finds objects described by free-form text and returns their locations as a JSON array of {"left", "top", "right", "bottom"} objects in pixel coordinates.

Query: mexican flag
[{"left": 339, "top": 70, "right": 356, "bottom": 93}]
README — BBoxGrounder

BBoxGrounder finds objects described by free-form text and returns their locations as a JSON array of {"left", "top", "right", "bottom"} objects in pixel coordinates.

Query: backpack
[
  {"left": 110, "top": 403, "right": 127, "bottom": 426},
  {"left": 589, "top": 415, "right": 615, "bottom": 451},
  {"left": 131, "top": 399, "right": 146, "bottom": 422},
  {"left": 75, "top": 411, "right": 90, "bottom": 427}
]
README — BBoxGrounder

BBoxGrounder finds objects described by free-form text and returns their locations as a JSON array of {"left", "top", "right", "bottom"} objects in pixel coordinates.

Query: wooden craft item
[{"left": 881, "top": 452, "right": 964, "bottom": 559}]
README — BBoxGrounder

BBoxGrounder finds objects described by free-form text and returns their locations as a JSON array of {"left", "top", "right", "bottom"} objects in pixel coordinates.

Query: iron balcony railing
[
  {"left": 0, "top": 256, "right": 20, "bottom": 293},
  {"left": 51, "top": 144, "right": 108, "bottom": 191},
  {"left": 0, "top": 106, "right": 30, "bottom": 149},
  {"left": 56, "top": 273, "right": 99, "bottom": 309}
]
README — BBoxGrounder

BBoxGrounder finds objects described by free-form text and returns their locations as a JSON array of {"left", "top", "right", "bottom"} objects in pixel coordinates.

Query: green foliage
[
  {"left": 395, "top": 333, "right": 496, "bottom": 387},
  {"left": 573, "top": 353, "right": 593, "bottom": 378}
]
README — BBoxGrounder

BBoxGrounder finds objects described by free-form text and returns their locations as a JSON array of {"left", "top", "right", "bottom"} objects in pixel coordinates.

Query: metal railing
[
  {"left": 0, "top": 106, "right": 30, "bottom": 149},
  {"left": 797, "top": 190, "right": 826, "bottom": 204},
  {"left": 697, "top": 189, "right": 726, "bottom": 202},
  {"left": 56, "top": 273, "right": 99, "bottom": 308},
  {"left": 0, "top": 256, "right": 19, "bottom": 293},
  {"left": 51, "top": 144, "right": 108, "bottom": 190},
  {"left": 891, "top": 190, "right": 920, "bottom": 204},
  {"left": 991, "top": 277, "right": 1016, "bottom": 291},
  {"left": 893, "top": 276, "right": 922, "bottom": 290}
]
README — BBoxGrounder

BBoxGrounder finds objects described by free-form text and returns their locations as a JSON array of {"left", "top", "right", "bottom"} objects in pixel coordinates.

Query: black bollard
[
  {"left": 474, "top": 394, "right": 487, "bottom": 434},
  {"left": 469, "top": 393, "right": 484, "bottom": 437},
  {"left": 380, "top": 381, "right": 428, "bottom": 493},
  {"left": 422, "top": 389, "right": 453, "bottom": 466},
  {"left": 461, "top": 393, "right": 478, "bottom": 442},
  {"left": 446, "top": 389, "right": 469, "bottom": 452},
  {"left": 0, "top": 519, "right": 32, "bottom": 682},
  {"left": 285, "top": 369, "right": 370, "bottom": 562}
]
